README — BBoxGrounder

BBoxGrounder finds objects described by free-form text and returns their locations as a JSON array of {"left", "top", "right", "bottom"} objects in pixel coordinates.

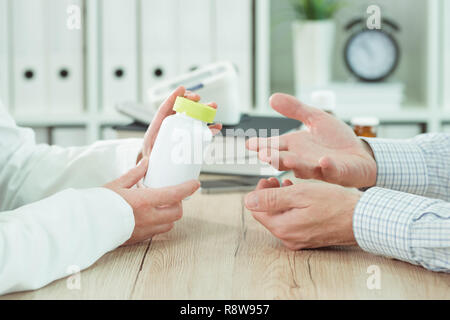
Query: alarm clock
[{"left": 344, "top": 18, "right": 400, "bottom": 82}]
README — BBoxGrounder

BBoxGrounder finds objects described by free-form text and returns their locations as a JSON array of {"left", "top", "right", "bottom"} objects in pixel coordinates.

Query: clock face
[{"left": 345, "top": 30, "right": 399, "bottom": 82}]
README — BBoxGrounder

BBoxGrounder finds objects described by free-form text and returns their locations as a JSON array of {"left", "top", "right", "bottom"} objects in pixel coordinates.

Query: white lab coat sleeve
[
  {"left": 0, "top": 187, "right": 135, "bottom": 295},
  {"left": 0, "top": 102, "right": 143, "bottom": 294},
  {"left": 0, "top": 102, "right": 144, "bottom": 211}
]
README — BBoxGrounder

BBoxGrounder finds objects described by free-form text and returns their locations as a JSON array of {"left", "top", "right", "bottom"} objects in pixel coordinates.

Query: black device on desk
[
  {"left": 219, "top": 114, "right": 301, "bottom": 137},
  {"left": 114, "top": 113, "right": 302, "bottom": 136},
  {"left": 200, "top": 176, "right": 271, "bottom": 194}
]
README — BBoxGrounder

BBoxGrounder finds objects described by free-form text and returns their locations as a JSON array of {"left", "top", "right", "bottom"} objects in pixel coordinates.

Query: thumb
[
  {"left": 270, "top": 93, "right": 322, "bottom": 127},
  {"left": 149, "top": 180, "right": 201, "bottom": 205},
  {"left": 112, "top": 157, "right": 149, "bottom": 189},
  {"left": 245, "top": 185, "right": 295, "bottom": 212}
]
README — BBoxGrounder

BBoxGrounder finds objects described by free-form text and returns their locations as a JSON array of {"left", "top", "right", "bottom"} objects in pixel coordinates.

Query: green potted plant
[{"left": 291, "top": 0, "right": 342, "bottom": 94}]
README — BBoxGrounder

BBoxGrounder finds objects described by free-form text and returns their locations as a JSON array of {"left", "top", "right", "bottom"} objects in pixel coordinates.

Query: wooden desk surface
[{"left": 3, "top": 190, "right": 450, "bottom": 300}]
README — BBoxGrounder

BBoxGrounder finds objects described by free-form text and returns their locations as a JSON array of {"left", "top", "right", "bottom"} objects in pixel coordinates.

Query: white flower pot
[{"left": 292, "top": 20, "right": 336, "bottom": 95}]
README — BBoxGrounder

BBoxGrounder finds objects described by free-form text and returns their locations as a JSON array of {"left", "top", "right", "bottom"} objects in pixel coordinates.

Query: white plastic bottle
[{"left": 143, "top": 97, "right": 217, "bottom": 189}]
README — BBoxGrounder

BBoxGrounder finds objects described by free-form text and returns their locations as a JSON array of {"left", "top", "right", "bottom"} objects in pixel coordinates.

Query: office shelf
[
  {"left": 13, "top": 114, "right": 90, "bottom": 127},
  {"left": 5, "top": 1, "right": 136, "bottom": 144},
  {"left": 6, "top": 0, "right": 450, "bottom": 144},
  {"left": 257, "top": 0, "right": 449, "bottom": 135}
]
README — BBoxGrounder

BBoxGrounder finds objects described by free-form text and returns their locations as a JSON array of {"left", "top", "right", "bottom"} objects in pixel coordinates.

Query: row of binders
[{"left": 0, "top": 0, "right": 253, "bottom": 116}]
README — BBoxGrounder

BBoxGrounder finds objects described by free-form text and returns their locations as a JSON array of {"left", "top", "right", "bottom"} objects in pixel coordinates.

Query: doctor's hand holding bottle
[{"left": 105, "top": 87, "right": 221, "bottom": 245}]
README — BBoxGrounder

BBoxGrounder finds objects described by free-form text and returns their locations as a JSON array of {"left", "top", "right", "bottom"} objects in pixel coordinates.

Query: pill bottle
[
  {"left": 143, "top": 97, "right": 217, "bottom": 189},
  {"left": 351, "top": 117, "right": 379, "bottom": 138},
  {"left": 311, "top": 90, "right": 336, "bottom": 115}
]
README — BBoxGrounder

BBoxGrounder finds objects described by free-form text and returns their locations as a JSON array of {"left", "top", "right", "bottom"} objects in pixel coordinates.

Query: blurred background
[{"left": 0, "top": 0, "right": 449, "bottom": 146}]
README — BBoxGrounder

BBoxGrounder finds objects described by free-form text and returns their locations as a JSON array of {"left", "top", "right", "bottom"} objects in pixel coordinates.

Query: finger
[
  {"left": 258, "top": 149, "right": 312, "bottom": 175},
  {"left": 246, "top": 136, "right": 288, "bottom": 152},
  {"left": 257, "top": 148, "right": 278, "bottom": 164},
  {"left": 148, "top": 180, "right": 200, "bottom": 206},
  {"left": 319, "top": 156, "right": 342, "bottom": 184},
  {"left": 208, "top": 123, "right": 222, "bottom": 130},
  {"left": 143, "top": 86, "right": 185, "bottom": 155},
  {"left": 208, "top": 123, "right": 223, "bottom": 136},
  {"left": 270, "top": 93, "right": 322, "bottom": 127},
  {"left": 207, "top": 102, "right": 218, "bottom": 109},
  {"left": 257, "top": 149, "right": 287, "bottom": 172},
  {"left": 256, "top": 178, "right": 281, "bottom": 215},
  {"left": 255, "top": 179, "right": 269, "bottom": 190},
  {"left": 245, "top": 185, "right": 297, "bottom": 212},
  {"left": 264, "top": 149, "right": 320, "bottom": 179},
  {"left": 282, "top": 179, "right": 294, "bottom": 187},
  {"left": 255, "top": 177, "right": 280, "bottom": 191},
  {"left": 267, "top": 177, "right": 281, "bottom": 188},
  {"left": 153, "top": 203, "right": 183, "bottom": 224},
  {"left": 184, "top": 91, "right": 201, "bottom": 102},
  {"left": 278, "top": 151, "right": 299, "bottom": 170},
  {"left": 110, "top": 157, "right": 149, "bottom": 189},
  {"left": 278, "top": 151, "right": 318, "bottom": 179},
  {"left": 206, "top": 102, "right": 220, "bottom": 134}
]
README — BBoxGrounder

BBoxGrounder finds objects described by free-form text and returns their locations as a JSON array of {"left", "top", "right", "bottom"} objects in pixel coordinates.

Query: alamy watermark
[
  {"left": 366, "top": 265, "right": 381, "bottom": 290},
  {"left": 366, "top": 5, "right": 382, "bottom": 30},
  {"left": 66, "top": 265, "right": 81, "bottom": 290},
  {"left": 167, "top": 124, "right": 280, "bottom": 175},
  {"left": 66, "top": 4, "right": 82, "bottom": 30}
]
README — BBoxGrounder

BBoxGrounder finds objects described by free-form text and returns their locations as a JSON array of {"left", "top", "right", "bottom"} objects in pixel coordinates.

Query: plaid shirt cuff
[
  {"left": 354, "top": 187, "right": 438, "bottom": 265},
  {"left": 362, "top": 138, "right": 428, "bottom": 195}
]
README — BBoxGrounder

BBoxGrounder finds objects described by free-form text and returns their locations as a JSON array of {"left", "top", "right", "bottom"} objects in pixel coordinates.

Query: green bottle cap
[{"left": 173, "top": 97, "right": 217, "bottom": 123}]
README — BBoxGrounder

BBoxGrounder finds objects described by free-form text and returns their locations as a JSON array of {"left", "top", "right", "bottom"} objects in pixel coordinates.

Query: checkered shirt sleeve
[{"left": 353, "top": 134, "right": 450, "bottom": 272}]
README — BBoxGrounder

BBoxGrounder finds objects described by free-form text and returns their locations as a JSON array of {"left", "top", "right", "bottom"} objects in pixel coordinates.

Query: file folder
[
  {"left": 11, "top": 0, "right": 47, "bottom": 115},
  {"left": 140, "top": 0, "right": 179, "bottom": 103},
  {"left": 47, "top": 0, "right": 84, "bottom": 114},
  {"left": 215, "top": 0, "right": 253, "bottom": 111},
  {"left": 178, "top": 0, "right": 213, "bottom": 74},
  {"left": 100, "top": 0, "right": 138, "bottom": 114}
]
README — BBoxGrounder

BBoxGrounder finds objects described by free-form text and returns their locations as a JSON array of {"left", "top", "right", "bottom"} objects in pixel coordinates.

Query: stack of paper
[
  {"left": 201, "top": 114, "right": 302, "bottom": 177},
  {"left": 112, "top": 115, "right": 302, "bottom": 177},
  {"left": 202, "top": 136, "right": 282, "bottom": 177}
]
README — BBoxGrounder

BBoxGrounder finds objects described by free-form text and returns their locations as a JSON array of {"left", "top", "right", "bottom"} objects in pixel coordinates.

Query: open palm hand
[{"left": 247, "top": 94, "right": 376, "bottom": 188}]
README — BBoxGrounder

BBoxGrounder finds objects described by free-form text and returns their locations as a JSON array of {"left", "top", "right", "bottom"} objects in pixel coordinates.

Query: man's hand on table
[
  {"left": 245, "top": 93, "right": 378, "bottom": 250},
  {"left": 245, "top": 178, "right": 362, "bottom": 250}
]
